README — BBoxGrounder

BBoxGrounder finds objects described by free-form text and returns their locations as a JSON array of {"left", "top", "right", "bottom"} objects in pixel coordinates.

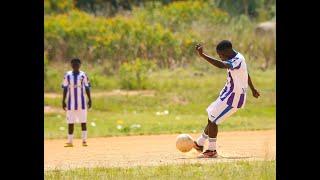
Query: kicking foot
[{"left": 193, "top": 141, "right": 204, "bottom": 153}]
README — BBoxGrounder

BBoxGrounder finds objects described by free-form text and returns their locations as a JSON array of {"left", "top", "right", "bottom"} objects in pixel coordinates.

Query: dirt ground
[{"left": 44, "top": 130, "right": 275, "bottom": 170}]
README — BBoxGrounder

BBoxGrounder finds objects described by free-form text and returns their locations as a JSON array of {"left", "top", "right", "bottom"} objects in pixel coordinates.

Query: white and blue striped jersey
[
  {"left": 62, "top": 71, "right": 90, "bottom": 111},
  {"left": 219, "top": 52, "right": 248, "bottom": 109}
]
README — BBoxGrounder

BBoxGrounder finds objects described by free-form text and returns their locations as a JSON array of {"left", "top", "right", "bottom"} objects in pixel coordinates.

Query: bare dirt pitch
[{"left": 44, "top": 130, "right": 275, "bottom": 170}]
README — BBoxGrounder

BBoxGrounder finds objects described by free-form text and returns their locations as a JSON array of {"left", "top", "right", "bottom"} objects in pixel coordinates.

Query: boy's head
[
  {"left": 71, "top": 58, "right": 81, "bottom": 71},
  {"left": 216, "top": 40, "right": 234, "bottom": 61}
]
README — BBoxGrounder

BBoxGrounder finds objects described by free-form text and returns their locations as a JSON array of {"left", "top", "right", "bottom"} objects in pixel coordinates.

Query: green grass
[
  {"left": 45, "top": 160, "right": 275, "bottom": 180},
  {"left": 44, "top": 68, "right": 275, "bottom": 139}
]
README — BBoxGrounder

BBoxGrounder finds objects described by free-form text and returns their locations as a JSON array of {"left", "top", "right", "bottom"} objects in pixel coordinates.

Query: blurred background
[{"left": 44, "top": 0, "right": 275, "bottom": 139}]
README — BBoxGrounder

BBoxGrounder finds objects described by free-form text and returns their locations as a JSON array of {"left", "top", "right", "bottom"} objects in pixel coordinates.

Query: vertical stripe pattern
[
  {"left": 220, "top": 72, "right": 234, "bottom": 101},
  {"left": 219, "top": 86, "right": 228, "bottom": 98},
  {"left": 237, "top": 94, "right": 245, "bottom": 108},
  {"left": 73, "top": 73, "right": 78, "bottom": 110},
  {"left": 227, "top": 92, "right": 235, "bottom": 106},
  {"left": 81, "top": 75, "right": 85, "bottom": 110},
  {"left": 64, "top": 71, "right": 88, "bottom": 111},
  {"left": 67, "top": 75, "right": 71, "bottom": 110}
]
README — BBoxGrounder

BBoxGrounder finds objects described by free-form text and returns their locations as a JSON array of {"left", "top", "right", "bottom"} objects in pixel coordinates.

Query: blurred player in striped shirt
[{"left": 62, "top": 58, "right": 92, "bottom": 147}]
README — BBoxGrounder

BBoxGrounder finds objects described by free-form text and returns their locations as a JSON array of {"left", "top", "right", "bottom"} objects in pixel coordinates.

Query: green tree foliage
[
  {"left": 44, "top": 0, "right": 74, "bottom": 14},
  {"left": 216, "top": 0, "right": 275, "bottom": 20}
]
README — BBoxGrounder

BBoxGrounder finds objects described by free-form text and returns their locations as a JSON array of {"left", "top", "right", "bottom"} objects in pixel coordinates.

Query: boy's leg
[
  {"left": 198, "top": 98, "right": 237, "bottom": 158},
  {"left": 207, "top": 121, "right": 218, "bottom": 151},
  {"left": 199, "top": 107, "right": 238, "bottom": 158},
  {"left": 67, "top": 124, "right": 74, "bottom": 143},
  {"left": 81, "top": 123, "right": 87, "bottom": 144},
  {"left": 196, "top": 120, "right": 210, "bottom": 146},
  {"left": 194, "top": 100, "right": 220, "bottom": 152},
  {"left": 65, "top": 111, "right": 75, "bottom": 147},
  {"left": 204, "top": 119, "right": 210, "bottom": 135},
  {"left": 79, "top": 110, "right": 88, "bottom": 146},
  {"left": 199, "top": 119, "right": 218, "bottom": 150},
  {"left": 194, "top": 119, "right": 212, "bottom": 152},
  {"left": 198, "top": 120, "right": 218, "bottom": 158}
]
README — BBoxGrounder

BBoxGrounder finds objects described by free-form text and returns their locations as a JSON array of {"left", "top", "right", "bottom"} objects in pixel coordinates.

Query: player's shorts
[
  {"left": 66, "top": 110, "right": 87, "bottom": 124},
  {"left": 206, "top": 98, "right": 238, "bottom": 124}
]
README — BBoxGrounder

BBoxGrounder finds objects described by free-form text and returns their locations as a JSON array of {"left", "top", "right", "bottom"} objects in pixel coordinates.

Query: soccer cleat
[
  {"left": 64, "top": 143, "right": 73, "bottom": 147},
  {"left": 82, "top": 142, "right": 88, "bottom": 147},
  {"left": 197, "top": 150, "right": 218, "bottom": 158},
  {"left": 193, "top": 141, "right": 204, "bottom": 153}
]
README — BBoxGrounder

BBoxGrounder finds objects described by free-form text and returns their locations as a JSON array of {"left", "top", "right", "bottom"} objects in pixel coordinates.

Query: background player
[{"left": 62, "top": 58, "right": 92, "bottom": 147}]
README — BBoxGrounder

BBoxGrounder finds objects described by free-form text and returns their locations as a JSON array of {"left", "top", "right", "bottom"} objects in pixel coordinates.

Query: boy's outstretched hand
[
  {"left": 195, "top": 44, "right": 203, "bottom": 55},
  {"left": 87, "top": 99, "right": 92, "bottom": 109},
  {"left": 252, "top": 89, "right": 260, "bottom": 98},
  {"left": 62, "top": 101, "right": 67, "bottom": 111}
]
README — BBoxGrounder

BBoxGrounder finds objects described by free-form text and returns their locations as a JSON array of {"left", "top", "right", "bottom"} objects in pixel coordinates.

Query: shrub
[
  {"left": 44, "top": 0, "right": 74, "bottom": 14},
  {"left": 45, "top": 10, "right": 184, "bottom": 68},
  {"left": 44, "top": 1, "right": 275, "bottom": 71},
  {"left": 119, "top": 59, "right": 156, "bottom": 90}
]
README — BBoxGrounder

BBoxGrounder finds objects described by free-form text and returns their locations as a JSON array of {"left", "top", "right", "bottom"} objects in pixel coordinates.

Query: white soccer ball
[{"left": 176, "top": 134, "right": 194, "bottom": 152}]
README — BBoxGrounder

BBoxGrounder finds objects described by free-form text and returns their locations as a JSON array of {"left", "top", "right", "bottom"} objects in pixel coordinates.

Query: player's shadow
[
  {"left": 218, "top": 155, "right": 254, "bottom": 159},
  {"left": 175, "top": 155, "right": 255, "bottom": 160}
]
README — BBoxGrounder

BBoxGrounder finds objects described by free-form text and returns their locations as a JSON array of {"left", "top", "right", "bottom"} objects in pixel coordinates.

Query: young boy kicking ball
[
  {"left": 62, "top": 58, "right": 92, "bottom": 147},
  {"left": 194, "top": 40, "right": 260, "bottom": 158}
]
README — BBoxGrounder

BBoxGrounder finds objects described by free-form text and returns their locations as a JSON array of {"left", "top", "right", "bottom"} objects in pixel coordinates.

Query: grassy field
[
  {"left": 44, "top": 67, "right": 275, "bottom": 139},
  {"left": 45, "top": 160, "right": 275, "bottom": 180}
]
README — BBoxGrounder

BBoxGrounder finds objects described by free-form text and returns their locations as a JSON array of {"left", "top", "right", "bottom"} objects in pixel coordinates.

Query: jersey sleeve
[
  {"left": 61, "top": 73, "right": 69, "bottom": 89},
  {"left": 226, "top": 57, "right": 242, "bottom": 70},
  {"left": 83, "top": 74, "right": 91, "bottom": 89}
]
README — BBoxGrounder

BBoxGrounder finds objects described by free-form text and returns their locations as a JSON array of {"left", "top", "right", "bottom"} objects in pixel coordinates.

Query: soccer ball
[{"left": 176, "top": 134, "right": 194, "bottom": 152}]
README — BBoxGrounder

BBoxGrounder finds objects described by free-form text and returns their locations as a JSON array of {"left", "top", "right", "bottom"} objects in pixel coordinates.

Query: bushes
[
  {"left": 119, "top": 59, "right": 156, "bottom": 90},
  {"left": 44, "top": 0, "right": 74, "bottom": 14},
  {"left": 216, "top": 0, "right": 276, "bottom": 20},
  {"left": 44, "top": 52, "right": 49, "bottom": 80},
  {"left": 45, "top": 1, "right": 275, "bottom": 71},
  {"left": 44, "top": 66, "right": 61, "bottom": 92},
  {"left": 135, "top": 1, "right": 229, "bottom": 32},
  {"left": 45, "top": 10, "right": 189, "bottom": 68}
]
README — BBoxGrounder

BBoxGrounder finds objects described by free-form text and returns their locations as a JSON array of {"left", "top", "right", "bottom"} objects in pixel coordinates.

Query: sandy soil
[{"left": 44, "top": 130, "right": 275, "bottom": 170}]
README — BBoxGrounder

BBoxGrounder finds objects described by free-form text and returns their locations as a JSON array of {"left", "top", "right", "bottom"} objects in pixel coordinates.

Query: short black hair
[
  {"left": 71, "top": 58, "right": 81, "bottom": 64},
  {"left": 216, "top": 40, "right": 232, "bottom": 51}
]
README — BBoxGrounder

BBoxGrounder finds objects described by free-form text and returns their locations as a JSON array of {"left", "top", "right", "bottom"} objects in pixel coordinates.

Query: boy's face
[
  {"left": 71, "top": 62, "right": 81, "bottom": 71},
  {"left": 217, "top": 50, "right": 229, "bottom": 61}
]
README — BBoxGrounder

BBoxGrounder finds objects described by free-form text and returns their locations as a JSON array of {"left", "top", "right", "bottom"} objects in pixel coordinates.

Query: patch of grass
[
  {"left": 45, "top": 160, "right": 275, "bottom": 180},
  {"left": 45, "top": 107, "right": 275, "bottom": 139},
  {"left": 44, "top": 68, "right": 275, "bottom": 139}
]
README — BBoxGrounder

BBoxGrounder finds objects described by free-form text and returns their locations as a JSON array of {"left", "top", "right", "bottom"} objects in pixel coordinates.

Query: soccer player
[
  {"left": 193, "top": 40, "right": 260, "bottom": 158},
  {"left": 62, "top": 58, "right": 92, "bottom": 147}
]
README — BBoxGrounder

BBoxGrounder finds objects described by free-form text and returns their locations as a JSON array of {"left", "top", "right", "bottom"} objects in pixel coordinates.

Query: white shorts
[
  {"left": 66, "top": 110, "right": 87, "bottom": 124},
  {"left": 206, "top": 98, "right": 238, "bottom": 124}
]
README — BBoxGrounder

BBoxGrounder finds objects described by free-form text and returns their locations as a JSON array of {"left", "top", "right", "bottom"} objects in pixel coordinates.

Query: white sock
[
  {"left": 67, "top": 134, "right": 73, "bottom": 144},
  {"left": 196, "top": 132, "right": 208, "bottom": 146},
  {"left": 208, "top": 138, "right": 217, "bottom": 151},
  {"left": 82, "top": 131, "right": 87, "bottom": 142}
]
